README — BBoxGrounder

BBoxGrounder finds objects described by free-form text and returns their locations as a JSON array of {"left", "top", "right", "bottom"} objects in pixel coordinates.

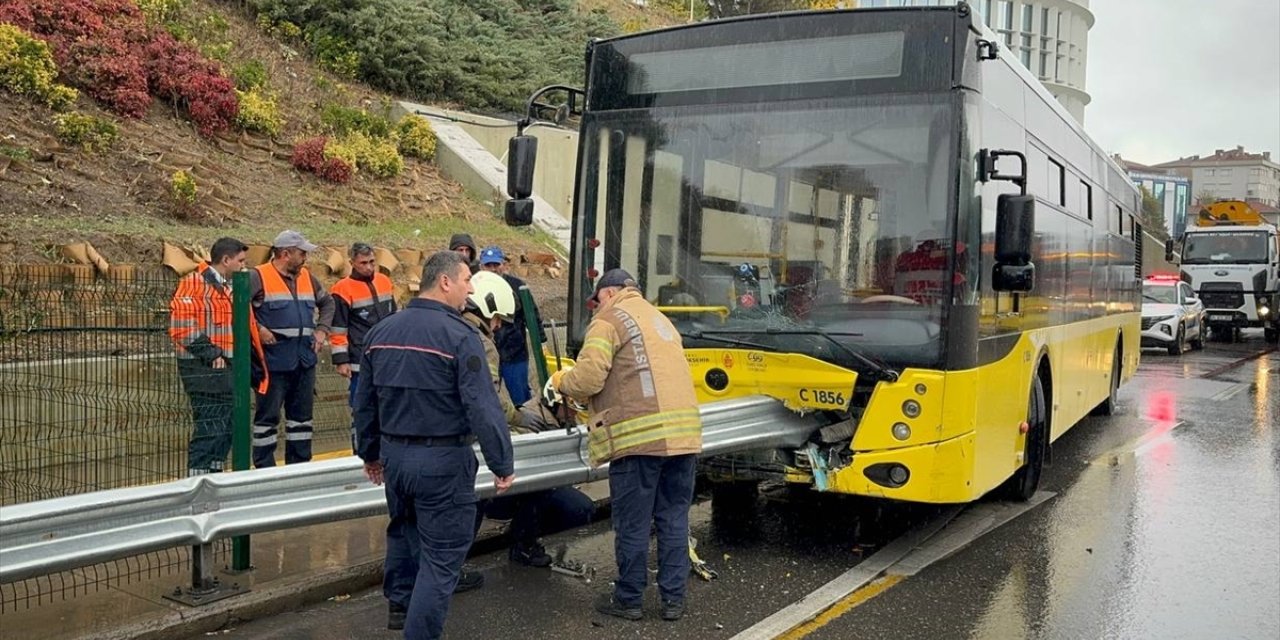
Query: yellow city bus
[{"left": 504, "top": 2, "right": 1142, "bottom": 503}]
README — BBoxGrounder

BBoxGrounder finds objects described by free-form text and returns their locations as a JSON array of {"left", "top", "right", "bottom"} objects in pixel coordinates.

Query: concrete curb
[{"left": 112, "top": 560, "right": 384, "bottom": 640}]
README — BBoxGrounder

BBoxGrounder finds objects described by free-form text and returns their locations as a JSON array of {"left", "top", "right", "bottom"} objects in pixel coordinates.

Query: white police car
[{"left": 1141, "top": 275, "right": 1206, "bottom": 355}]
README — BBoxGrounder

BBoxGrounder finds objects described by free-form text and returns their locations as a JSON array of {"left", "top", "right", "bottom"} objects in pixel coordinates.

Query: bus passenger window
[{"left": 1047, "top": 158, "right": 1065, "bottom": 206}]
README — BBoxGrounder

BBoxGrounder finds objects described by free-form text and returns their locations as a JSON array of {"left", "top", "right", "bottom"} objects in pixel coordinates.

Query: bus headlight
[
  {"left": 1261, "top": 305, "right": 1272, "bottom": 317},
  {"left": 892, "top": 422, "right": 912, "bottom": 441},
  {"left": 902, "top": 400, "right": 921, "bottom": 418}
]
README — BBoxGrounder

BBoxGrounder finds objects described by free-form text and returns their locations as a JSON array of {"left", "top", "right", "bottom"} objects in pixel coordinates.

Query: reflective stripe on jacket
[
  {"left": 168, "top": 263, "right": 268, "bottom": 393},
  {"left": 254, "top": 264, "right": 317, "bottom": 372},
  {"left": 557, "top": 288, "right": 702, "bottom": 466},
  {"left": 331, "top": 272, "right": 396, "bottom": 372}
]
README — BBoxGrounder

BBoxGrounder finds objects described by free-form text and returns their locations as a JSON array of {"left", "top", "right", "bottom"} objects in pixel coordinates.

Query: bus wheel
[
  {"left": 1092, "top": 346, "right": 1121, "bottom": 416},
  {"left": 1002, "top": 375, "right": 1047, "bottom": 502},
  {"left": 710, "top": 479, "right": 759, "bottom": 515}
]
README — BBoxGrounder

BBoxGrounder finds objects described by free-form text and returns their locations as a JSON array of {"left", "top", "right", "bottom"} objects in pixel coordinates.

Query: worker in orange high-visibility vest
[
  {"left": 330, "top": 242, "right": 397, "bottom": 449},
  {"left": 168, "top": 237, "right": 268, "bottom": 476},
  {"left": 249, "top": 230, "right": 335, "bottom": 468}
]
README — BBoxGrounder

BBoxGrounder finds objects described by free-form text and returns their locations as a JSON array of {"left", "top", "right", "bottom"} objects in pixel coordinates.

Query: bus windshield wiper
[
  {"left": 698, "top": 328, "right": 899, "bottom": 383},
  {"left": 678, "top": 330, "right": 777, "bottom": 353}
]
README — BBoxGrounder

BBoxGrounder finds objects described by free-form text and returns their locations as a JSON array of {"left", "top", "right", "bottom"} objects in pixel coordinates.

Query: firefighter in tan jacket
[{"left": 545, "top": 268, "right": 702, "bottom": 623}]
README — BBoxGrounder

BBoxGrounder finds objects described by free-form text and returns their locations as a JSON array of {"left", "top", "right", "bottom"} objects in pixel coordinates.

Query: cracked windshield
[{"left": 585, "top": 98, "right": 957, "bottom": 369}]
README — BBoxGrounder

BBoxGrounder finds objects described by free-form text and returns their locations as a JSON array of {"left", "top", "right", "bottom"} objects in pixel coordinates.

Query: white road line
[
  {"left": 732, "top": 493, "right": 1055, "bottom": 640},
  {"left": 891, "top": 492, "right": 1054, "bottom": 576},
  {"left": 729, "top": 506, "right": 962, "bottom": 640}
]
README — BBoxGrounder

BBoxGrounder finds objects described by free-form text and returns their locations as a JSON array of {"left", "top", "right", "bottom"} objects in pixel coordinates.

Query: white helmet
[{"left": 468, "top": 271, "right": 516, "bottom": 320}]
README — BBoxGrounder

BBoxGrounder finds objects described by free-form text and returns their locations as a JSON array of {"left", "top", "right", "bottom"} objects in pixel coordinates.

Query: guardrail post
[
  {"left": 231, "top": 270, "right": 252, "bottom": 571},
  {"left": 163, "top": 543, "right": 245, "bottom": 606}
]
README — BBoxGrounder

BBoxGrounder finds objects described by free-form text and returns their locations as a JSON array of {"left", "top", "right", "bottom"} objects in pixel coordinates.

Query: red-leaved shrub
[
  {"left": 144, "top": 33, "right": 238, "bottom": 136},
  {"left": 0, "top": 0, "right": 238, "bottom": 136},
  {"left": 291, "top": 137, "right": 353, "bottom": 184}
]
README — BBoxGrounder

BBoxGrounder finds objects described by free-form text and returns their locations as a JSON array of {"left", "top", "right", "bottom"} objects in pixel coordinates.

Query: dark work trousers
[
  {"left": 179, "top": 362, "right": 233, "bottom": 474},
  {"left": 252, "top": 366, "right": 315, "bottom": 468},
  {"left": 381, "top": 439, "right": 479, "bottom": 640},
  {"left": 477, "top": 486, "right": 595, "bottom": 545},
  {"left": 609, "top": 454, "right": 697, "bottom": 607}
]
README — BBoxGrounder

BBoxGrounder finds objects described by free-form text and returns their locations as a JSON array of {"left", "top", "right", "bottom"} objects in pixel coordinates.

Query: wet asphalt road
[
  {"left": 200, "top": 334, "right": 1279, "bottom": 640},
  {"left": 807, "top": 334, "right": 1280, "bottom": 640}
]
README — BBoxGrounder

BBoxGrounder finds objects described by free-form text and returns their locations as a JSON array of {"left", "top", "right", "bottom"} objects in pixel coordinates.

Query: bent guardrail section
[{"left": 0, "top": 395, "right": 819, "bottom": 584}]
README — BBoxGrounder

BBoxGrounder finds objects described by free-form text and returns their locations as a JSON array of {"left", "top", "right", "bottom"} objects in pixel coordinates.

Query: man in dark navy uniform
[{"left": 354, "top": 250, "right": 516, "bottom": 640}]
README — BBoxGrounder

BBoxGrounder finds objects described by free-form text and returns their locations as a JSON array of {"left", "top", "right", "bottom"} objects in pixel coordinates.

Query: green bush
[
  {"left": 245, "top": 0, "right": 619, "bottom": 112},
  {"left": 0, "top": 24, "right": 79, "bottom": 110},
  {"left": 396, "top": 114, "right": 436, "bottom": 160},
  {"left": 171, "top": 169, "right": 198, "bottom": 205},
  {"left": 305, "top": 29, "right": 360, "bottom": 79},
  {"left": 232, "top": 59, "right": 268, "bottom": 90},
  {"left": 235, "top": 88, "right": 285, "bottom": 136},
  {"left": 320, "top": 103, "right": 392, "bottom": 138},
  {"left": 0, "top": 144, "right": 32, "bottom": 162},
  {"left": 325, "top": 132, "right": 404, "bottom": 179},
  {"left": 257, "top": 14, "right": 303, "bottom": 39},
  {"left": 137, "top": 0, "right": 189, "bottom": 26},
  {"left": 53, "top": 113, "right": 118, "bottom": 152}
]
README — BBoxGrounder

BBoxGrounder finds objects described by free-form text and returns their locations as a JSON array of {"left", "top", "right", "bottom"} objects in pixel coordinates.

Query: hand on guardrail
[
  {"left": 494, "top": 474, "right": 515, "bottom": 494},
  {"left": 364, "top": 461, "right": 384, "bottom": 486}
]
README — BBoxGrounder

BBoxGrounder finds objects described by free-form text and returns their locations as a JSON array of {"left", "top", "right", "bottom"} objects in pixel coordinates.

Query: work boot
[
  {"left": 387, "top": 602, "right": 407, "bottom": 630},
  {"left": 509, "top": 540, "right": 552, "bottom": 567},
  {"left": 594, "top": 593, "right": 643, "bottom": 621},
  {"left": 454, "top": 567, "right": 485, "bottom": 593},
  {"left": 661, "top": 599, "right": 686, "bottom": 621}
]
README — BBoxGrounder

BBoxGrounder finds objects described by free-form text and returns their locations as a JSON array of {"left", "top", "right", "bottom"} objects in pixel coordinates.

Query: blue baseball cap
[{"left": 479, "top": 246, "right": 505, "bottom": 265}]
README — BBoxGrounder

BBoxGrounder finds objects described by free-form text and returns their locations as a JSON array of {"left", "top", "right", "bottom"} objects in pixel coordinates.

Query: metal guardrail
[{"left": 0, "top": 395, "right": 820, "bottom": 585}]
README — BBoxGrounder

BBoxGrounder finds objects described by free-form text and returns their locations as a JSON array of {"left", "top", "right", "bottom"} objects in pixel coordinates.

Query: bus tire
[
  {"left": 710, "top": 479, "right": 759, "bottom": 514},
  {"left": 1002, "top": 374, "right": 1047, "bottom": 502},
  {"left": 1092, "top": 344, "right": 1121, "bottom": 416}
]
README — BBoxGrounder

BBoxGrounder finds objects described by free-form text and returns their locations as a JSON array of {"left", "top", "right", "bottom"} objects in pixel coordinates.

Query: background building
[
  {"left": 1153, "top": 147, "right": 1280, "bottom": 209},
  {"left": 1117, "top": 156, "right": 1192, "bottom": 238},
  {"left": 856, "top": 0, "right": 1093, "bottom": 122}
]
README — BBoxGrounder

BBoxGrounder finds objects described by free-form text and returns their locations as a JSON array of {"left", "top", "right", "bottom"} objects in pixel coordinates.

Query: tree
[
  {"left": 704, "top": 0, "right": 809, "bottom": 19},
  {"left": 650, "top": 0, "right": 709, "bottom": 21},
  {"left": 1194, "top": 189, "right": 1218, "bottom": 206},
  {"left": 1139, "top": 185, "right": 1169, "bottom": 241}
]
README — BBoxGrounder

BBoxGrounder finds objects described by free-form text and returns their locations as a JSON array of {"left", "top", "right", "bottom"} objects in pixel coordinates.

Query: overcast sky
[{"left": 1085, "top": 0, "right": 1280, "bottom": 166}]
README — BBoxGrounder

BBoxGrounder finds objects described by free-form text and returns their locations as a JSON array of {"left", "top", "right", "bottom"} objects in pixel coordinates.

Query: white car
[{"left": 1141, "top": 276, "right": 1206, "bottom": 355}]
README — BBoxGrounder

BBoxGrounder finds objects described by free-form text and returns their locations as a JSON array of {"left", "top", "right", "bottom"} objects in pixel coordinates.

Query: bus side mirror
[
  {"left": 505, "top": 199, "right": 534, "bottom": 227},
  {"left": 993, "top": 194, "right": 1035, "bottom": 292},
  {"left": 1164, "top": 238, "right": 1176, "bottom": 262},
  {"left": 504, "top": 135, "right": 538, "bottom": 227},
  {"left": 508, "top": 135, "right": 537, "bottom": 199}
]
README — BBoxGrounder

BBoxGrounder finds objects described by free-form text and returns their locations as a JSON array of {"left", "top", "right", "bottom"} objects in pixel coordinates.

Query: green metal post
[
  {"left": 231, "top": 270, "right": 252, "bottom": 571},
  {"left": 517, "top": 286, "right": 550, "bottom": 387}
]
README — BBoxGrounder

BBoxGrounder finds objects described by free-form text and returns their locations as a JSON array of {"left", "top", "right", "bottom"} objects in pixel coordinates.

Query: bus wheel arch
[
  {"left": 1001, "top": 356, "right": 1050, "bottom": 501},
  {"left": 1092, "top": 335, "right": 1122, "bottom": 416}
]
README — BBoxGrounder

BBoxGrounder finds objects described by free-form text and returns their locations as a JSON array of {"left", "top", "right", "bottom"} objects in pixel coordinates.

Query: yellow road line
[
  {"left": 310, "top": 449, "right": 352, "bottom": 462},
  {"left": 777, "top": 574, "right": 906, "bottom": 640}
]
